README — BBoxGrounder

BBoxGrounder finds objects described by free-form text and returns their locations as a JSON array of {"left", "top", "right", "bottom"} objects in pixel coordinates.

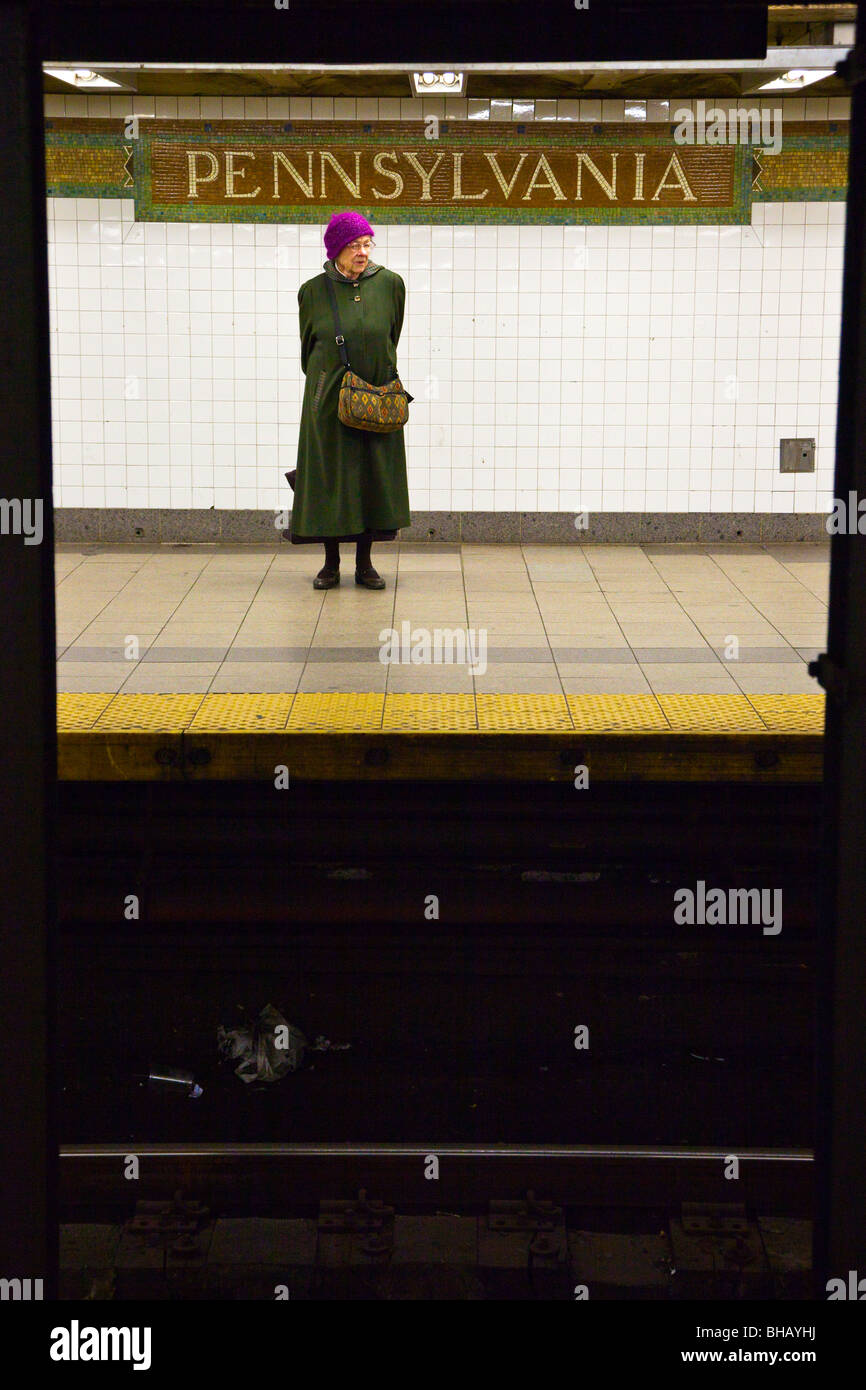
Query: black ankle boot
[
  {"left": 314, "top": 562, "right": 340, "bottom": 589},
  {"left": 315, "top": 541, "right": 340, "bottom": 588},
  {"left": 354, "top": 537, "right": 383, "bottom": 588},
  {"left": 355, "top": 564, "right": 385, "bottom": 589}
]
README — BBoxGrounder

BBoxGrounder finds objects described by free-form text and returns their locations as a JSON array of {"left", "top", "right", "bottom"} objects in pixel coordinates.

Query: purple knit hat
[{"left": 324, "top": 211, "right": 374, "bottom": 260}]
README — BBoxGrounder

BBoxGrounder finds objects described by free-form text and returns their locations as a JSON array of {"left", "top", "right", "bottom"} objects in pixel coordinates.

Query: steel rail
[{"left": 60, "top": 1143, "right": 815, "bottom": 1216}]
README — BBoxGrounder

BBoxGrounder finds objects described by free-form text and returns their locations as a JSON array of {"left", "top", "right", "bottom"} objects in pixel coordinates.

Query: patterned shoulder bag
[{"left": 324, "top": 274, "right": 413, "bottom": 433}]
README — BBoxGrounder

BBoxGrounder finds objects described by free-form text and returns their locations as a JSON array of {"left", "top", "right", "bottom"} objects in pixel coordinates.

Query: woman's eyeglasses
[{"left": 346, "top": 239, "right": 375, "bottom": 252}]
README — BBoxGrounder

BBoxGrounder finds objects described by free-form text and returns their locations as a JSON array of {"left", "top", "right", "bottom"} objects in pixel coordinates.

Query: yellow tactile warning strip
[
  {"left": 656, "top": 693, "right": 766, "bottom": 733},
  {"left": 382, "top": 693, "right": 478, "bottom": 731},
  {"left": 747, "top": 694, "right": 826, "bottom": 733},
  {"left": 189, "top": 693, "right": 295, "bottom": 732},
  {"left": 476, "top": 693, "right": 574, "bottom": 732},
  {"left": 287, "top": 692, "right": 385, "bottom": 731},
  {"left": 566, "top": 693, "right": 668, "bottom": 732},
  {"left": 90, "top": 693, "right": 206, "bottom": 732},
  {"left": 56, "top": 692, "right": 115, "bottom": 731},
  {"left": 57, "top": 691, "right": 827, "bottom": 734}
]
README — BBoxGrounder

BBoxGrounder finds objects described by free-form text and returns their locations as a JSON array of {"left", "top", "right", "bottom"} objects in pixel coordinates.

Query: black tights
[{"left": 323, "top": 536, "right": 372, "bottom": 570}]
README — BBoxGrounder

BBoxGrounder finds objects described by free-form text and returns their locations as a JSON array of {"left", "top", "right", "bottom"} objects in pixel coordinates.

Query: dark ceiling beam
[{"left": 36, "top": 1, "right": 770, "bottom": 66}]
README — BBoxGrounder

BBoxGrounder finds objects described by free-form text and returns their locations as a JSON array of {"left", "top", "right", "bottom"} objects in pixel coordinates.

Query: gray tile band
[
  {"left": 632, "top": 647, "right": 805, "bottom": 664},
  {"left": 58, "top": 644, "right": 812, "bottom": 665},
  {"left": 55, "top": 509, "right": 834, "bottom": 546},
  {"left": 59, "top": 645, "right": 552, "bottom": 664},
  {"left": 550, "top": 648, "right": 640, "bottom": 664}
]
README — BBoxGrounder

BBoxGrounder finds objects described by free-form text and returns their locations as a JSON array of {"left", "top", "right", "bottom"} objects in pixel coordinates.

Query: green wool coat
[{"left": 289, "top": 258, "right": 412, "bottom": 543}]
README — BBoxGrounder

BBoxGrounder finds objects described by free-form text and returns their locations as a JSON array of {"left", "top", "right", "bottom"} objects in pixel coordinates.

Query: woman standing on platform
[{"left": 287, "top": 212, "right": 411, "bottom": 589}]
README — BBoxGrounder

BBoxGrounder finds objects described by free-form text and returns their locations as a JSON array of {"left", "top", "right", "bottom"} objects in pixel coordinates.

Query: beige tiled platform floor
[{"left": 55, "top": 541, "right": 828, "bottom": 697}]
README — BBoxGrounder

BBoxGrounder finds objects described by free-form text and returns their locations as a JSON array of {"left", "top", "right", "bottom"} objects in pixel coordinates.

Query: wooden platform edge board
[{"left": 56, "top": 731, "right": 825, "bottom": 782}]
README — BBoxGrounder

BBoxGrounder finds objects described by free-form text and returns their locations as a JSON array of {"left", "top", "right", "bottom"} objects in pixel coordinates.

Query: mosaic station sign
[
  {"left": 45, "top": 119, "right": 848, "bottom": 224},
  {"left": 140, "top": 122, "right": 745, "bottom": 223},
  {"left": 159, "top": 138, "right": 733, "bottom": 210}
]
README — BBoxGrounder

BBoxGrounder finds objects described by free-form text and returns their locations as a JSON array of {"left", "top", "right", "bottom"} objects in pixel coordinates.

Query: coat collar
[{"left": 324, "top": 258, "right": 381, "bottom": 283}]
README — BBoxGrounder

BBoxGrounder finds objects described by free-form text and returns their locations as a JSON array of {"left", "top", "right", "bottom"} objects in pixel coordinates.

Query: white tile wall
[
  {"left": 46, "top": 199, "right": 845, "bottom": 514},
  {"left": 44, "top": 93, "right": 848, "bottom": 513},
  {"left": 43, "top": 93, "right": 852, "bottom": 123}
]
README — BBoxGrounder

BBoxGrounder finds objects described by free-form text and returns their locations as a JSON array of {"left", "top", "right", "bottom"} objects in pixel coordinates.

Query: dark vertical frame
[
  {"left": 0, "top": 0, "right": 58, "bottom": 1297},
  {"left": 0, "top": 0, "right": 861, "bottom": 1302},
  {"left": 813, "top": 9, "right": 866, "bottom": 1290}
]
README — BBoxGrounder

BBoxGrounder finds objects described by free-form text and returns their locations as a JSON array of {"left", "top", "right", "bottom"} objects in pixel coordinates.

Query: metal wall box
[{"left": 780, "top": 439, "right": 816, "bottom": 473}]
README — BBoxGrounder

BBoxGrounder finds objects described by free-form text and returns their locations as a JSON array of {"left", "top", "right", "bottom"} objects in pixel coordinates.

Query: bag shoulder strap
[{"left": 324, "top": 272, "right": 351, "bottom": 370}]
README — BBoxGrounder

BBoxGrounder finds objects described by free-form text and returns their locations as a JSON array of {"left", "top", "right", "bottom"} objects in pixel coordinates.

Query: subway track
[{"left": 57, "top": 777, "right": 820, "bottom": 1217}]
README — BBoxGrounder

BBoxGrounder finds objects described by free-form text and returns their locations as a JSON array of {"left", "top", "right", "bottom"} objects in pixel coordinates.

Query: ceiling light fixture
[
  {"left": 756, "top": 68, "right": 836, "bottom": 92},
  {"left": 43, "top": 68, "right": 126, "bottom": 89},
  {"left": 411, "top": 71, "right": 464, "bottom": 96}
]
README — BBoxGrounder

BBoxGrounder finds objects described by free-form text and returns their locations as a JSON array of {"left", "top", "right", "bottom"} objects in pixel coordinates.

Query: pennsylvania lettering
[{"left": 148, "top": 129, "right": 735, "bottom": 212}]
